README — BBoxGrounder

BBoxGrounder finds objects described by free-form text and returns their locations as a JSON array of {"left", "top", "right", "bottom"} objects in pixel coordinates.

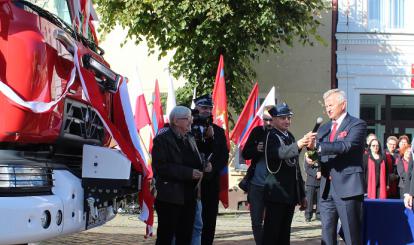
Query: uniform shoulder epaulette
[{"left": 157, "top": 127, "right": 170, "bottom": 136}]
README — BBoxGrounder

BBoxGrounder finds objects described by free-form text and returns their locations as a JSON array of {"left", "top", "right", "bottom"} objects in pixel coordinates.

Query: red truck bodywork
[{"left": 0, "top": 1, "right": 111, "bottom": 145}]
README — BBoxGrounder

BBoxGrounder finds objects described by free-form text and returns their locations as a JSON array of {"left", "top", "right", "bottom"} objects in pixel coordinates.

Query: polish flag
[{"left": 128, "top": 78, "right": 151, "bottom": 131}]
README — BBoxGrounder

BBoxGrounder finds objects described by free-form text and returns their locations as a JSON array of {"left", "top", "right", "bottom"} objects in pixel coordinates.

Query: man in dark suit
[
  {"left": 315, "top": 89, "right": 367, "bottom": 245},
  {"left": 152, "top": 106, "right": 204, "bottom": 245},
  {"left": 304, "top": 157, "right": 321, "bottom": 222},
  {"left": 192, "top": 94, "right": 229, "bottom": 245}
]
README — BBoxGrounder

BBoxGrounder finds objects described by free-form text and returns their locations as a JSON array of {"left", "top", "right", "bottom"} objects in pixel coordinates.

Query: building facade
[
  {"left": 253, "top": 8, "right": 332, "bottom": 138},
  {"left": 337, "top": 0, "right": 414, "bottom": 144}
]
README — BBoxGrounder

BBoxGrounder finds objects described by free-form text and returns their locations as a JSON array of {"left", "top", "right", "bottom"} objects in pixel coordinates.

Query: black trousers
[
  {"left": 263, "top": 202, "right": 295, "bottom": 245},
  {"left": 155, "top": 199, "right": 196, "bottom": 245},
  {"left": 201, "top": 189, "right": 220, "bottom": 245},
  {"left": 305, "top": 185, "right": 320, "bottom": 220}
]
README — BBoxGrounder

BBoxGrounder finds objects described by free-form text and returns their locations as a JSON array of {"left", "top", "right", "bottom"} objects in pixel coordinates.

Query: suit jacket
[
  {"left": 152, "top": 129, "right": 203, "bottom": 205},
  {"left": 242, "top": 125, "right": 269, "bottom": 180},
  {"left": 264, "top": 129, "right": 305, "bottom": 205},
  {"left": 398, "top": 157, "right": 413, "bottom": 191},
  {"left": 304, "top": 158, "right": 320, "bottom": 187},
  {"left": 317, "top": 113, "right": 367, "bottom": 198}
]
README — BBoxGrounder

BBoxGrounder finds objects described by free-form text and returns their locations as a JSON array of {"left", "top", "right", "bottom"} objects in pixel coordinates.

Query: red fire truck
[{"left": 0, "top": 1, "right": 141, "bottom": 244}]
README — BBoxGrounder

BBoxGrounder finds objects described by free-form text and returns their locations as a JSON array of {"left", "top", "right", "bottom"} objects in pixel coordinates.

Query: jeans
[
  {"left": 248, "top": 183, "right": 265, "bottom": 245},
  {"left": 191, "top": 200, "right": 203, "bottom": 245}
]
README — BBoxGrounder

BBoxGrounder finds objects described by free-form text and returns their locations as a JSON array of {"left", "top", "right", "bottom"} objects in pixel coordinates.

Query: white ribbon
[{"left": 0, "top": 66, "right": 76, "bottom": 113}]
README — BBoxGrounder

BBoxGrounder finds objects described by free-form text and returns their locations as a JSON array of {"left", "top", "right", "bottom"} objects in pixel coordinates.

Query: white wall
[{"left": 98, "top": 25, "right": 186, "bottom": 103}]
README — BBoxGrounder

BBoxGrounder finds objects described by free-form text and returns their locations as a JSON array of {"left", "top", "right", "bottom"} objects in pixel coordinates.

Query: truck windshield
[{"left": 25, "top": 0, "right": 71, "bottom": 26}]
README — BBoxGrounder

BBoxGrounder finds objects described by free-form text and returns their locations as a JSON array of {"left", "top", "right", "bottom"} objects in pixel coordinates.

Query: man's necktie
[{"left": 329, "top": 122, "right": 338, "bottom": 142}]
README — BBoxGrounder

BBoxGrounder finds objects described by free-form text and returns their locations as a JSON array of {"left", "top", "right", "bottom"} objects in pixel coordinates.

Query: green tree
[{"left": 96, "top": 0, "right": 328, "bottom": 118}]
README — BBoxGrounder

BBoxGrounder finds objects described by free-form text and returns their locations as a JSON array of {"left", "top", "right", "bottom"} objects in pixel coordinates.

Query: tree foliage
[{"left": 95, "top": 0, "right": 328, "bottom": 116}]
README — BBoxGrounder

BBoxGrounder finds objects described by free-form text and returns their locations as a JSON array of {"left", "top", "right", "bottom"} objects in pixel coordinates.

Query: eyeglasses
[
  {"left": 177, "top": 116, "right": 192, "bottom": 121},
  {"left": 263, "top": 118, "right": 272, "bottom": 122}
]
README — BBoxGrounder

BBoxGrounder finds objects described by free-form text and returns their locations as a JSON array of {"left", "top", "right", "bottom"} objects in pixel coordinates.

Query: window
[
  {"left": 27, "top": 0, "right": 71, "bottom": 26},
  {"left": 367, "top": 0, "right": 412, "bottom": 32},
  {"left": 360, "top": 94, "right": 414, "bottom": 145}
]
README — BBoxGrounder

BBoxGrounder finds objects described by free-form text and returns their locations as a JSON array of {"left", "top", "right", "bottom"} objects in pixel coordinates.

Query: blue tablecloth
[{"left": 364, "top": 199, "right": 414, "bottom": 245}]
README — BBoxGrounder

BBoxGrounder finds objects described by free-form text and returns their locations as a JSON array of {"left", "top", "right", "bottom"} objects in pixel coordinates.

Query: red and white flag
[
  {"left": 230, "top": 83, "right": 259, "bottom": 148},
  {"left": 240, "top": 87, "right": 276, "bottom": 146},
  {"left": 128, "top": 78, "right": 151, "bottom": 131}
]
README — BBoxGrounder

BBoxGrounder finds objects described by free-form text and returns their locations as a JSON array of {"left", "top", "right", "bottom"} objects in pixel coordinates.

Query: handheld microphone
[{"left": 312, "top": 117, "right": 323, "bottom": 133}]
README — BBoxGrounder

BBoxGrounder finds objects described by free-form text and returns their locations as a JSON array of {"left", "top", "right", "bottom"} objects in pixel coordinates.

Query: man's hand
[
  {"left": 297, "top": 137, "right": 310, "bottom": 149},
  {"left": 205, "top": 126, "right": 214, "bottom": 139},
  {"left": 298, "top": 132, "right": 317, "bottom": 149},
  {"left": 305, "top": 131, "right": 317, "bottom": 149},
  {"left": 192, "top": 169, "right": 203, "bottom": 180},
  {"left": 204, "top": 162, "right": 212, "bottom": 173},
  {"left": 299, "top": 197, "right": 307, "bottom": 211},
  {"left": 316, "top": 171, "right": 321, "bottom": 180},
  {"left": 404, "top": 194, "right": 413, "bottom": 209},
  {"left": 257, "top": 142, "right": 264, "bottom": 152}
]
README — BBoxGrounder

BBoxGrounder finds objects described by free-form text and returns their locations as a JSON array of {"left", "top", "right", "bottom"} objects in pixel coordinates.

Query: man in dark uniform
[
  {"left": 192, "top": 94, "right": 229, "bottom": 245},
  {"left": 242, "top": 112, "right": 273, "bottom": 244},
  {"left": 262, "top": 103, "right": 312, "bottom": 245},
  {"left": 304, "top": 156, "right": 321, "bottom": 222}
]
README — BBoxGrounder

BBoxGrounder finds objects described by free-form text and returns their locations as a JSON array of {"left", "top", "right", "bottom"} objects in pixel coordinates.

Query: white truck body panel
[
  {"left": 0, "top": 170, "right": 85, "bottom": 244},
  {"left": 82, "top": 144, "right": 131, "bottom": 179}
]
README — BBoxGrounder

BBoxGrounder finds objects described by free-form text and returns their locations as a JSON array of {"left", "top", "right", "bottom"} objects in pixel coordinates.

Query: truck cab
[{"left": 0, "top": 1, "right": 140, "bottom": 244}]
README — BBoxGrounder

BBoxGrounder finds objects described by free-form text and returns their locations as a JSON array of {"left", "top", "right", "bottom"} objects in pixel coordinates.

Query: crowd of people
[
  {"left": 151, "top": 94, "right": 228, "bottom": 245},
  {"left": 150, "top": 88, "right": 413, "bottom": 245},
  {"left": 363, "top": 133, "right": 412, "bottom": 200},
  {"left": 241, "top": 88, "right": 368, "bottom": 244}
]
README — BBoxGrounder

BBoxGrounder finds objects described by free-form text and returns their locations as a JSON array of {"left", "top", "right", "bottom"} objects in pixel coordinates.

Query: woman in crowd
[
  {"left": 385, "top": 136, "right": 399, "bottom": 198},
  {"left": 365, "top": 133, "right": 378, "bottom": 153},
  {"left": 363, "top": 139, "right": 388, "bottom": 199},
  {"left": 397, "top": 135, "right": 410, "bottom": 154},
  {"left": 152, "top": 106, "right": 203, "bottom": 245},
  {"left": 397, "top": 145, "right": 413, "bottom": 198}
]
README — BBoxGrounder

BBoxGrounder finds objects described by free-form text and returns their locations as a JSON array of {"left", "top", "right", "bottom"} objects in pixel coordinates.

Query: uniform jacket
[
  {"left": 196, "top": 124, "right": 229, "bottom": 194},
  {"left": 264, "top": 129, "right": 305, "bottom": 205},
  {"left": 317, "top": 113, "right": 367, "bottom": 198},
  {"left": 152, "top": 129, "right": 203, "bottom": 205}
]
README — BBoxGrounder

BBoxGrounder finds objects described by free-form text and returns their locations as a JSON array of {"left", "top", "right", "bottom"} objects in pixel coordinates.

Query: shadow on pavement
[{"left": 40, "top": 232, "right": 156, "bottom": 245}]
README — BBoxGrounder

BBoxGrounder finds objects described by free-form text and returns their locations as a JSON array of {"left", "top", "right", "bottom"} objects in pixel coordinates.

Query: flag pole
[{"left": 137, "top": 131, "right": 152, "bottom": 160}]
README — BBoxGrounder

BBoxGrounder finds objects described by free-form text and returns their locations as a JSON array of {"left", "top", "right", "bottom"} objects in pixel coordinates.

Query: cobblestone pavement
[{"left": 40, "top": 209, "right": 333, "bottom": 244}]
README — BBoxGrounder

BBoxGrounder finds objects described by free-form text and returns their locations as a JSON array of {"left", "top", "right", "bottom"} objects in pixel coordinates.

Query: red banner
[{"left": 411, "top": 64, "right": 414, "bottom": 89}]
